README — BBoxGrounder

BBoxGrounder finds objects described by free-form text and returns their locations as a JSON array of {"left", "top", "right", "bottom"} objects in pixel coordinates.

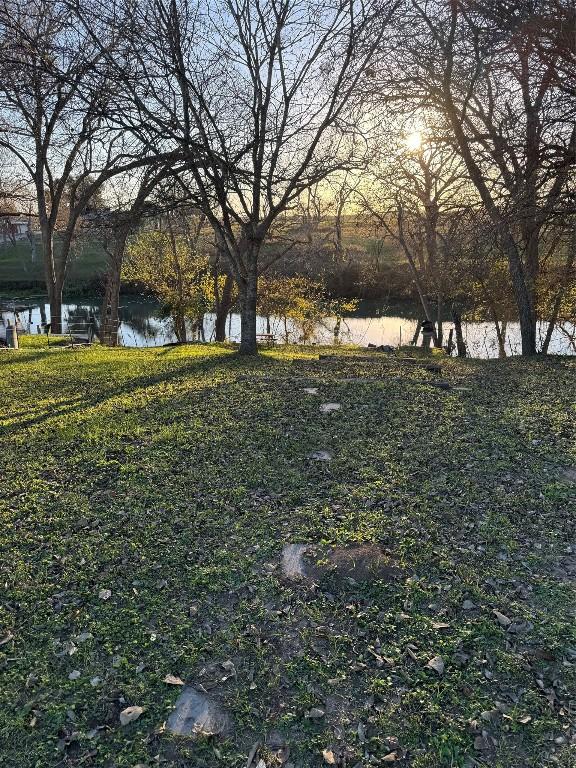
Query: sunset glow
[{"left": 405, "top": 131, "right": 423, "bottom": 151}]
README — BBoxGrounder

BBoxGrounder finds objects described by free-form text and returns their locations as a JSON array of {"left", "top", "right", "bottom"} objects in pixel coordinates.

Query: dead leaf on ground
[
  {"left": 426, "top": 655, "right": 445, "bottom": 675},
  {"left": 163, "top": 674, "right": 185, "bottom": 685},
  {"left": 432, "top": 621, "right": 451, "bottom": 630},
  {"left": 493, "top": 610, "right": 512, "bottom": 627},
  {"left": 322, "top": 748, "right": 336, "bottom": 764},
  {"left": 320, "top": 402, "right": 341, "bottom": 413},
  {"left": 221, "top": 660, "right": 236, "bottom": 674},
  {"left": 119, "top": 706, "right": 144, "bottom": 726}
]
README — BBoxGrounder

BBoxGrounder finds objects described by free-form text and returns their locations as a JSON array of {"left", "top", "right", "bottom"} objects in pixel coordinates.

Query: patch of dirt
[{"left": 308, "top": 544, "right": 402, "bottom": 584}]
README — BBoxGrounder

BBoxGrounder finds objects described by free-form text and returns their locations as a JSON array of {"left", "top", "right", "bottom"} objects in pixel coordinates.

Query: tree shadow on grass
[{"left": 0, "top": 348, "right": 286, "bottom": 436}]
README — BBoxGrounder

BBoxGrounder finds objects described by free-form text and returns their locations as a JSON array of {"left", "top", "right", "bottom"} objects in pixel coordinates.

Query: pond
[{"left": 1, "top": 295, "right": 575, "bottom": 358}]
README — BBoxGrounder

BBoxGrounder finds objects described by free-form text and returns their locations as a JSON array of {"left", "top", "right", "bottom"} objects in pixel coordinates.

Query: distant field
[
  {"left": 0, "top": 224, "right": 407, "bottom": 297},
  {"left": 0, "top": 234, "right": 107, "bottom": 288}
]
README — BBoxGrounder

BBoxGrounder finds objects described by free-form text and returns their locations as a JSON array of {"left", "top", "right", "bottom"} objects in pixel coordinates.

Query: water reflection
[{"left": 1, "top": 296, "right": 575, "bottom": 358}]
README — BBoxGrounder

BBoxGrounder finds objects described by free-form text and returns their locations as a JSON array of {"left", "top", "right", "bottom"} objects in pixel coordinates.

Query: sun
[{"left": 405, "top": 131, "right": 423, "bottom": 151}]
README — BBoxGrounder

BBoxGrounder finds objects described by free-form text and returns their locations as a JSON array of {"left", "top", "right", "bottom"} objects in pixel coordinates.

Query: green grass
[
  {"left": 1, "top": 338, "right": 575, "bottom": 767},
  {"left": 0, "top": 235, "right": 107, "bottom": 287},
  {"left": 0, "top": 219, "right": 405, "bottom": 292}
]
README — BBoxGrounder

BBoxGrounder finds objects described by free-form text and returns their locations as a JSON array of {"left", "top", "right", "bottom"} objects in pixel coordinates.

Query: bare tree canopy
[
  {"left": 0, "top": 0, "right": 176, "bottom": 330},
  {"left": 79, "top": 0, "right": 398, "bottom": 353},
  {"left": 1, "top": 0, "right": 574, "bottom": 354},
  {"left": 371, "top": 0, "right": 576, "bottom": 354}
]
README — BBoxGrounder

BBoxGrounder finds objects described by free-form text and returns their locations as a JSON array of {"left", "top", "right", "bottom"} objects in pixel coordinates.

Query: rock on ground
[
  {"left": 282, "top": 544, "right": 308, "bottom": 579},
  {"left": 308, "top": 450, "right": 332, "bottom": 461},
  {"left": 166, "top": 687, "right": 230, "bottom": 738}
]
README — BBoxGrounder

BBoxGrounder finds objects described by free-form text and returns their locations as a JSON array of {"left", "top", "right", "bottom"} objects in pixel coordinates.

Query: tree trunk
[
  {"left": 402, "top": 249, "right": 438, "bottom": 345},
  {"left": 504, "top": 232, "right": 537, "bottom": 356},
  {"left": 193, "top": 315, "right": 206, "bottom": 342},
  {"left": 435, "top": 294, "right": 443, "bottom": 347},
  {"left": 41, "top": 226, "right": 63, "bottom": 334},
  {"left": 101, "top": 267, "right": 121, "bottom": 346},
  {"left": 333, "top": 315, "right": 341, "bottom": 344},
  {"left": 452, "top": 308, "right": 466, "bottom": 358},
  {"left": 542, "top": 229, "right": 575, "bottom": 355},
  {"left": 174, "top": 313, "right": 187, "bottom": 343},
  {"left": 442, "top": 82, "right": 537, "bottom": 356},
  {"left": 214, "top": 273, "right": 235, "bottom": 342},
  {"left": 102, "top": 224, "right": 131, "bottom": 346},
  {"left": 500, "top": 321, "right": 508, "bottom": 357},
  {"left": 49, "top": 286, "right": 63, "bottom": 335},
  {"left": 238, "top": 264, "right": 258, "bottom": 355},
  {"left": 495, "top": 321, "right": 506, "bottom": 359},
  {"left": 446, "top": 328, "right": 454, "bottom": 355}
]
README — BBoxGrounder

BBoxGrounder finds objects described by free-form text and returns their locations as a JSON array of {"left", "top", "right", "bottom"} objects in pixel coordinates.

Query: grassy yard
[
  {"left": 0, "top": 235, "right": 107, "bottom": 287},
  {"left": 1, "top": 339, "right": 575, "bottom": 767}
]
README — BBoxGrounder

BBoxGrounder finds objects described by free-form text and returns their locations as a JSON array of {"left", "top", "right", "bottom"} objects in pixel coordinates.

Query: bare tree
[
  {"left": 0, "top": 0, "right": 172, "bottom": 331},
  {"left": 361, "top": 135, "right": 471, "bottom": 345},
  {"left": 83, "top": 0, "right": 398, "bottom": 354},
  {"left": 81, "top": 166, "right": 174, "bottom": 344},
  {"left": 380, "top": 0, "right": 576, "bottom": 355}
]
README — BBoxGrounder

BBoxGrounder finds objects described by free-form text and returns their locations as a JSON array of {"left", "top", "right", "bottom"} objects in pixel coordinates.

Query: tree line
[{"left": 0, "top": 0, "right": 574, "bottom": 355}]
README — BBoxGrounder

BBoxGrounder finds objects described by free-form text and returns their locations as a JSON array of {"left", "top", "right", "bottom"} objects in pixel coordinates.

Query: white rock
[
  {"left": 282, "top": 544, "right": 308, "bottom": 579},
  {"left": 320, "top": 403, "right": 341, "bottom": 413},
  {"left": 308, "top": 450, "right": 332, "bottom": 461},
  {"left": 166, "top": 687, "right": 230, "bottom": 738},
  {"left": 493, "top": 610, "right": 512, "bottom": 627},
  {"left": 119, "top": 706, "right": 144, "bottom": 725}
]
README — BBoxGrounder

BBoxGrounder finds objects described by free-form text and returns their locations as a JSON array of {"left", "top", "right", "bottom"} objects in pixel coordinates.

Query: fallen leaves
[
  {"left": 322, "top": 748, "right": 336, "bottom": 764},
  {"left": 163, "top": 674, "right": 185, "bottom": 685},
  {"left": 119, "top": 706, "right": 145, "bottom": 726},
  {"left": 493, "top": 610, "right": 512, "bottom": 627},
  {"left": 308, "top": 450, "right": 332, "bottom": 461},
  {"left": 426, "top": 656, "right": 445, "bottom": 675}
]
